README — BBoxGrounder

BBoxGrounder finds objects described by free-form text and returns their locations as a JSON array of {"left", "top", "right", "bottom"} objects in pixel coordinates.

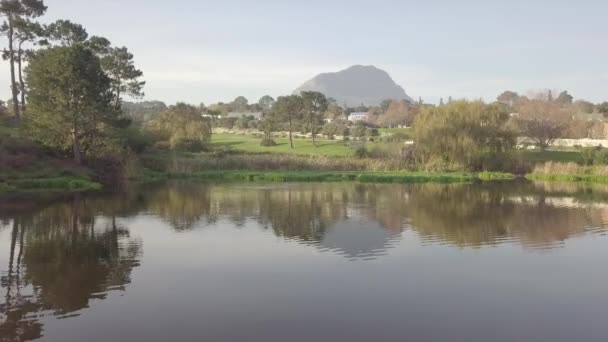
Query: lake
[{"left": 1, "top": 180, "right": 607, "bottom": 341}]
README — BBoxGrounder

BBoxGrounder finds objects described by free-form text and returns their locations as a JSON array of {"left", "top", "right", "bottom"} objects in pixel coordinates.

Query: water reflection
[
  {"left": 0, "top": 196, "right": 141, "bottom": 341},
  {"left": 1, "top": 180, "right": 608, "bottom": 340},
  {"left": 136, "top": 181, "right": 608, "bottom": 251}
]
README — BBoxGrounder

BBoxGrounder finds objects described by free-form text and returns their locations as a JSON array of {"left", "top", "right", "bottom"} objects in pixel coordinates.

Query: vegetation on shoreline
[
  {"left": 140, "top": 170, "right": 514, "bottom": 184},
  {"left": 0, "top": 176, "right": 102, "bottom": 193},
  {"left": 526, "top": 162, "right": 608, "bottom": 183},
  {"left": 1, "top": 1, "right": 608, "bottom": 192}
]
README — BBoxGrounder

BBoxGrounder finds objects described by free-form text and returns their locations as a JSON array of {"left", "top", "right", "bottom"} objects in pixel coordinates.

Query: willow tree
[
  {"left": 25, "top": 45, "right": 115, "bottom": 164},
  {"left": 414, "top": 100, "right": 515, "bottom": 170},
  {"left": 0, "top": 0, "right": 47, "bottom": 120},
  {"left": 147, "top": 103, "right": 212, "bottom": 151}
]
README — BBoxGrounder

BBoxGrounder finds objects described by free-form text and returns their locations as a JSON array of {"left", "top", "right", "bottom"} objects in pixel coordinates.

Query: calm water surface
[{"left": 1, "top": 181, "right": 607, "bottom": 341}]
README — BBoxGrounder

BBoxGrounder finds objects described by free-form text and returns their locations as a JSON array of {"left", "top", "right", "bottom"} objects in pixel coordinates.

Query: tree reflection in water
[
  {"left": 0, "top": 195, "right": 142, "bottom": 341},
  {"left": 2, "top": 180, "right": 608, "bottom": 340}
]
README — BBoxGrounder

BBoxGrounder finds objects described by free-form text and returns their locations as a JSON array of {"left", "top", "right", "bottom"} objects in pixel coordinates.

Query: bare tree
[{"left": 515, "top": 99, "right": 572, "bottom": 150}]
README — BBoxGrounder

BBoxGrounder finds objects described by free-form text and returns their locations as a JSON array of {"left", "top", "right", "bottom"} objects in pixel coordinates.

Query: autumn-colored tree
[
  {"left": 514, "top": 99, "right": 572, "bottom": 150},
  {"left": 378, "top": 100, "right": 415, "bottom": 128}
]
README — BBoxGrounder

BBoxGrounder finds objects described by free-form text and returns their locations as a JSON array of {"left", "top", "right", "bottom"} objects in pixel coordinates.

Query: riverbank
[
  {"left": 139, "top": 170, "right": 515, "bottom": 184},
  {"left": 0, "top": 176, "right": 102, "bottom": 193},
  {"left": 526, "top": 162, "right": 608, "bottom": 184}
]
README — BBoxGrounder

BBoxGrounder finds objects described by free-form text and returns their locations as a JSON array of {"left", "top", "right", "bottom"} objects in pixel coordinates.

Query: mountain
[{"left": 294, "top": 65, "right": 412, "bottom": 107}]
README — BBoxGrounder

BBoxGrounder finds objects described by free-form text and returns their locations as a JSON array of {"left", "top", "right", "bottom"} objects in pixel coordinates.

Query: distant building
[
  {"left": 349, "top": 112, "right": 369, "bottom": 122},
  {"left": 220, "top": 112, "right": 263, "bottom": 120}
]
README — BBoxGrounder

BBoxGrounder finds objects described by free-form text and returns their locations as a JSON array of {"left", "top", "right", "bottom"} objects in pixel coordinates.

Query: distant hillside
[
  {"left": 122, "top": 101, "right": 168, "bottom": 122},
  {"left": 294, "top": 65, "right": 412, "bottom": 107}
]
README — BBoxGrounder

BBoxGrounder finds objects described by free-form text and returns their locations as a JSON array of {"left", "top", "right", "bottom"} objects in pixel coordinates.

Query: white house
[{"left": 349, "top": 112, "right": 369, "bottom": 122}]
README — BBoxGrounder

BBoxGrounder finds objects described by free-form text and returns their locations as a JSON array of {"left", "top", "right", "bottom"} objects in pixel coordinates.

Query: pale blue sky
[{"left": 3, "top": 0, "right": 607, "bottom": 104}]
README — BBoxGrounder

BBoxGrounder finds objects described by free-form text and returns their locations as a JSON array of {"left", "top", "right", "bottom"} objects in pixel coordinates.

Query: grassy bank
[
  {"left": 212, "top": 133, "right": 356, "bottom": 157},
  {"left": 1, "top": 125, "right": 102, "bottom": 193},
  {"left": 0, "top": 176, "right": 102, "bottom": 193},
  {"left": 140, "top": 170, "right": 514, "bottom": 184},
  {"left": 526, "top": 162, "right": 608, "bottom": 183}
]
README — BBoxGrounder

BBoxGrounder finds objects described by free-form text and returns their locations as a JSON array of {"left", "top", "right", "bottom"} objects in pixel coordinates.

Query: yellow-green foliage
[
  {"left": 147, "top": 103, "right": 211, "bottom": 150},
  {"left": 527, "top": 162, "right": 608, "bottom": 183},
  {"left": 414, "top": 100, "right": 515, "bottom": 170}
]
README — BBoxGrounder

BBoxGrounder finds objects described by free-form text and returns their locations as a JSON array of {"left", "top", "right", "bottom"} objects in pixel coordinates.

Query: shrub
[
  {"left": 260, "top": 137, "right": 277, "bottom": 146},
  {"left": 594, "top": 149, "right": 608, "bottom": 165},
  {"left": 352, "top": 124, "right": 367, "bottom": 138},
  {"left": 581, "top": 147, "right": 597, "bottom": 166},
  {"left": 385, "top": 132, "right": 410, "bottom": 143},
  {"left": 354, "top": 146, "right": 368, "bottom": 159},
  {"left": 172, "top": 138, "right": 207, "bottom": 152}
]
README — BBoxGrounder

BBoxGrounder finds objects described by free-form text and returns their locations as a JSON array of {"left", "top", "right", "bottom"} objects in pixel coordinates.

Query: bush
[
  {"left": 594, "top": 149, "right": 608, "bottom": 165},
  {"left": 260, "top": 137, "right": 277, "bottom": 146},
  {"left": 172, "top": 138, "right": 207, "bottom": 152},
  {"left": 385, "top": 132, "right": 410, "bottom": 143},
  {"left": 581, "top": 147, "right": 597, "bottom": 166},
  {"left": 121, "top": 126, "right": 153, "bottom": 153},
  {"left": 353, "top": 124, "right": 367, "bottom": 138},
  {"left": 354, "top": 146, "right": 368, "bottom": 159}
]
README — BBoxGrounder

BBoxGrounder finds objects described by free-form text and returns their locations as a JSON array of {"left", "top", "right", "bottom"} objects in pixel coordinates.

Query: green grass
[
  {"left": 141, "top": 170, "right": 514, "bottom": 184},
  {"left": 0, "top": 177, "right": 102, "bottom": 193},
  {"left": 526, "top": 173, "right": 608, "bottom": 183},
  {"left": 517, "top": 150, "right": 582, "bottom": 164},
  {"left": 379, "top": 127, "right": 413, "bottom": 137},
  {"left": 211, "top": 133, "right": 354, "bottom": 157}
]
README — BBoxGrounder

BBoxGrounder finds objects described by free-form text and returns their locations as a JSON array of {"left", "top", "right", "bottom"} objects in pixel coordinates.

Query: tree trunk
[
  {"left": 289, "top": 119, "right": 293, "bottom": 149},
  {"left": 17, "top": 43, "right": 25, "bottom": 114},
  {"left": 72, "top": 129, "right": 82, "bottom": 165},
  {"left": 114, "top": 87, "right": 121, "bottom": 110},
  {"left": 8, "top": 16, "right": 20, "bottom": 121},
  {"left": 310, "top": 116, "right": 316, "bottom": 146}
]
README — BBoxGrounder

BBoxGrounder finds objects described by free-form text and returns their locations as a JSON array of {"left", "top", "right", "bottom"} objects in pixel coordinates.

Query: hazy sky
[{"left": 2, "top": 0, "right": 607, "bottom": 105}]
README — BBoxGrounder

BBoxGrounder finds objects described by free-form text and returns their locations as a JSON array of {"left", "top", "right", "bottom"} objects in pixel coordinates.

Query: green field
[
  {"left": 378, "top": 127, "right": 413, "bottom": 136},
  {"left": 212, "top": 133, "right": 356, "bottom": 156},
  {"left": 516, "top": 150, "right": 582, "bottom": 163}
]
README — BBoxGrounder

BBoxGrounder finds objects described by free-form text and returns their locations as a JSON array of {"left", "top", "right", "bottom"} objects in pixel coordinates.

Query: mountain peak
[{"left": 294, "top": 65, "right": 412, "bottom": 107}]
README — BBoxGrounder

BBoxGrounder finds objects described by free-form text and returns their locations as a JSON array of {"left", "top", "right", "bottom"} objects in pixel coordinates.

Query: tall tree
[
  {"left": 232, "top": 96, "right": 249, "bottom": 112},
  {"left": 0, "top": 0, "right": 47, "bottom": 121},
  {"left": 497, "top": 91, "right": 519, "bottom": 107},
  {"left": 100, "top": 46, "right": 145, "bottom": 109},
  {"left": 12, "top": 17, "right": 43, "bottom": 113},
  {"left": 44, "top": 19, "right": 87, "bottom": 46},
  {"left": 556, "top": 90, "right": 573, "bottom": 105},
  {"left": 272, "top": 95, "right": 304, "bottom": 149},
  {"left": 301, "top": 91, "right": 328, "bottom": 146},
  {"left": 258, "top": 95, "right": 275, "bottom": 112},
  {"left": 25, "top": 45, "right": 116, "bottom": 164}
]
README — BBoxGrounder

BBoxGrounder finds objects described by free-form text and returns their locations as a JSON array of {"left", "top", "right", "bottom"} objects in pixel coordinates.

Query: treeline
[{"left": 0, "top": 0, "right": 147, "bottom": 170}]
